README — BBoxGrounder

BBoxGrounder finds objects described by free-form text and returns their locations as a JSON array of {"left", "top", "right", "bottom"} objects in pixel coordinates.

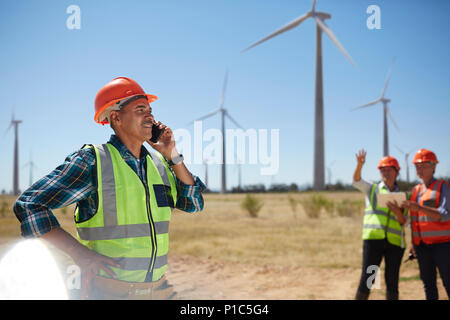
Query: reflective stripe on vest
[
  {"left": 410, "top": 179, "right": 450, "bottom": 245},
  {"left": 75, "top": 143, "right": 177, "bottom": 283},
  {"left": 362, "top": 183, "right": 405, "bottom": 247}
]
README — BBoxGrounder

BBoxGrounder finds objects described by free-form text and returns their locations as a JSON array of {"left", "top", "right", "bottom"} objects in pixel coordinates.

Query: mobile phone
[{"left": 150, "top": 123, "right": 164, "bottom": 143}]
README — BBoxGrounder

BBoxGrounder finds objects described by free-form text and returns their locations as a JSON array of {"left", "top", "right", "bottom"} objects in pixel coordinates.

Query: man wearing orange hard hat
[
  {"left": 353, "top": 150, "right": 408, "bottom": 300},
  {"left": 14, "top": 77, "right": 206, "bottom": 299},
  {"left": 401, "top": 149, "right": 450, "bottom": 300}
]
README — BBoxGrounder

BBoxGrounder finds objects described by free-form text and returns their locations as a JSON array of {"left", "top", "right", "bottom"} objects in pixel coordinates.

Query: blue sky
[{"left": 1, "top": 0, "right": 449, "bottom": 193}]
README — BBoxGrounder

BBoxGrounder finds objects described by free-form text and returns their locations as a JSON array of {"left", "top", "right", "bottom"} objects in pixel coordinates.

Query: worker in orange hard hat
[
  {"left": 400, "top": 149, "right": 450, "bottom": 300},
  {"left": 353, "top": 149, "right": 408, "bottom": 300},
  {"left": 14, "top": 76, "right": 206, "bottom": 300}
]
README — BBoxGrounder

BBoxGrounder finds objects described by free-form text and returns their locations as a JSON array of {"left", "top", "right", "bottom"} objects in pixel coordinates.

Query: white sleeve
[{"left": 353, "top": 178, "right": 373, "bottom": 196}]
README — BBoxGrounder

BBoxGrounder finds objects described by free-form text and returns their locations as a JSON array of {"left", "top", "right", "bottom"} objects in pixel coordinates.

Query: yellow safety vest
[
  {"left": 362, "top": 183, "right": 405, "bottom": 248},
  {"left": 75, "top": 143, "right": 177, "bottom": 282}
]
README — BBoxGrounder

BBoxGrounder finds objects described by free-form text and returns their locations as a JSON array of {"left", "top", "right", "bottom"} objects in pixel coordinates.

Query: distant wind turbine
[
  {"left": 326, "top": 160, "right": 336, "bottom": 186},
  {"left": 6, "top": 113, "right": 23, "bottom": 195},
  {"left": 203, "top": 157, "right": 209, "bottom": 189},
  {"left": 242, "top": 0, "right": 355, "bottom": 190},
  {"left": 234, "top": 156, "right": 243, "bottom": 190},
  {"left": 352, "top": 58, "right": 399, "bottom": 157},
  {"left": 396, "top": 146, "right": 415, "bottom": 183},
  {"left": 23, "top": 151, "right": 37, "bottom": 187},
  {"left": 189, "top": 71, "right": 243, "bottom": 193}
]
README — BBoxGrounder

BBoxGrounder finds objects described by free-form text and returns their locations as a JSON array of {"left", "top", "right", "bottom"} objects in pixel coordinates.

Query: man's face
[
  {"left": 379, "top": 166, "right": 398, "bottom": 185},
  {"left": 110, "top": 97, "right": 155, "bottom": 141},
  {"left": 415, "top": 162, "right": 435, "bottom": 181}
]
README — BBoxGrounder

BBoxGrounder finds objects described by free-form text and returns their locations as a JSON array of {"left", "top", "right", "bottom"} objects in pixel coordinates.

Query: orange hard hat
[
  {"left": 378, "top": 156, "right": 400, "bottom": 171},
  {"left": 413, "top": 149, "right": 439, "bottom": 164},
  {"left": 94, "top": 77, "right": 158, "bottom": 124}
]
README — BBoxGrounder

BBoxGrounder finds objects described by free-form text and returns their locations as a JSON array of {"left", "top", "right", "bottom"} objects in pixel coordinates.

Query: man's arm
[
  {"left": 353, "top": 149, "right": 372, "bottom": 195},
  {"left": 174, "top": 174, "right": 206, "bottom": 213},
  {"left": 353, "top": 149, "right": 366, "bottom": 182},
  {"left": 13, "top": 148, "right": 119, "bottom": 275},
  {"left": 147, "top": 125, "right": 205, "bottom": 212},
  {"left": 168, "top": 151, "right": 195, "bottom": 186},
  {"left": 40, "top": 227, "right": 118, "bottom": 278},
  {"left": 13, "top": 149, "right": 94, "bottom": 237},
  {"left": 402, "top": 183, "right": 449, "bottom": 221}
]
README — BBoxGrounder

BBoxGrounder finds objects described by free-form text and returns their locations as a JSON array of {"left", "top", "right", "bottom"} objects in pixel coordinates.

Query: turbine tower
[
  {"left": 190, "top": 71, "right": 243, "bottom": 193},
  {"left": 396, "top": 146, "right": 414, "bottom": 183},
  {"left": 23, "top": 151, "right": 37, "bottom": 187},
  {"left": 203, "top": 157, "right": 209, "bottom": 189},
  {"left": 352, "top": 58, "right": 398, "bottom": 157},
  {"left": 6, "top": 114, "right": 23, "bottom": 195},
  {"left": 326, "top": 160, "right": 336, "bottom": 186},
  {"left": 242, "top": 0, "right": 355, "bottom": 190}
]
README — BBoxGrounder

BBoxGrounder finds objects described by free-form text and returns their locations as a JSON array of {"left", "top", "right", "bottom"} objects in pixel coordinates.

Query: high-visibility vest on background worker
[
  {"left": 75, "top": 143, "right": 177, "bottom": 282},
  {"left": 362, "top": 183, "right": 405, "bottom": 248},
  {"left": 410, "top": 179, "right": 450, "bottom": 245}
]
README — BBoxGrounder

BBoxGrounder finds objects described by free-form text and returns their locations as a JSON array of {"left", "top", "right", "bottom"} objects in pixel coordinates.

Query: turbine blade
[
  {"left": 188, "top": 108, "right": 221, "bottom": 125},
  {"left": 407, "top": 148, "right": 416, "bottom": 155},
  {"left": 311, "top": 0, "right": 317, "bottom": 12},
  {"left": 241, "top": 12, "right": 312, "bottom": 53},
  {"left": 225, "top": 111, "right": 244, "bottom": 129},
  {"left": 395, "top": 145, "right": 405, "bottom": 154},
  {"left": 387, "top": 107, "right": 400, "bottom": 132},
  {"left": 351, "top": 98, "right": 381, "bottom": 111},
  {"left": 314, "top": 16, "right": 356, "bottom": 67},
  {"left": 219, "top": 70, "right": 229, "bottom": 109},
  {"left": 381, "top": 57, "right": 396, "bottom": 98},
  {"left": 3, "top": 122, "right": 12, "bottom": 137}
]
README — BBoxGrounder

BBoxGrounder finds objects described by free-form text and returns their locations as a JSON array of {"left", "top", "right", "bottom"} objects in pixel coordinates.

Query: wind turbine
[
  {"left": 203, "top": 157, "right": 209, "bottom": 190},
  {"left": 23, "top": 151, "right": 37, "bottom": 187},
  {"left": 234, "top": 156, "right": 243, "bottom": 191},
  {"left": 326, "top": 160, "right": 336, "bottom": 186},
  {"left": 352, "top": 58, "right": 399, "bottom": 157},
  {"left": 242, "top": 0, "right": 355, "bottom": 190},
  {"left": 189, "top": 71, "right": 243, "bottom": 193},
  {"left": 6, "top": 113, "right": 23, "bottom": 195},
  {"left": 396, "top": 146, "right": 415, "bottom": 183}
]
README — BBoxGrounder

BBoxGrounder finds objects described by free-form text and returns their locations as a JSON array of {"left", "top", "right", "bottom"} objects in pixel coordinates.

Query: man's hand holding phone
[{"left": 148, "top": 121, "right": 177, "bottom": 161}]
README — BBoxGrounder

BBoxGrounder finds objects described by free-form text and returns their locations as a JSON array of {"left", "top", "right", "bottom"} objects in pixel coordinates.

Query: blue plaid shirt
[{"left": 14, "top": 135, "right": 206, "bottom": 238}]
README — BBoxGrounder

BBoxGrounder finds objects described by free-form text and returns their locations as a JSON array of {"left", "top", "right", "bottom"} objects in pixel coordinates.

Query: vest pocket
[{"left": 153, "top": 185, "right": 174, "bottom": 208}]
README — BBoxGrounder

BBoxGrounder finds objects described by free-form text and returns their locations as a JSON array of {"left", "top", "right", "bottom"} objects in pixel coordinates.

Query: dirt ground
[{"left": 167, "top": 254, "right": 444, "bottom": 300}]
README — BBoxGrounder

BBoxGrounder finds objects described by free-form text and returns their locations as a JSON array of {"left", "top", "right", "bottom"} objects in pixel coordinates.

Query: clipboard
[{"left": 377, "top": 192, "right": 406, "bottom": 207}]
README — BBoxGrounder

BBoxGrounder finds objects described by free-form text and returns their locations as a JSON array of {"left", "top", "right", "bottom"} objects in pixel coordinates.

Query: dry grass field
[{"left": 0, "top": 192, "right": 446, "bottom": 300}]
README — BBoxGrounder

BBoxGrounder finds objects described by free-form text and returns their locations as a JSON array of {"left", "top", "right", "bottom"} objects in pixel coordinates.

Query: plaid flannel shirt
[{"left": 14, "top": 135, "right": 206, "bottom": 238}]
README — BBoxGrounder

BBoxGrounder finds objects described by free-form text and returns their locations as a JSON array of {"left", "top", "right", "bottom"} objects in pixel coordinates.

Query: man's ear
[{"left": 110, "top": 110, "right": 120, "bottom": 127}]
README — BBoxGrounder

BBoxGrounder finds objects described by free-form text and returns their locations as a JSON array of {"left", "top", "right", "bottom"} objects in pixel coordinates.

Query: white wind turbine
[
  {"left": 352, "top": 58, "right": 399, "bottom": 157},
  {"left": 203, "top": 157, "right": 209, "bottom": 190},
  {"left": 326, "top": 160, "right": 336, "bottom": 186},
  {"left": 396, "top": 146, "right": 415, "bottom": 183},
  {"left": 242, "top": 0, "right": 355, "bottom": 190},
  {"left": 23, "top": 151, "right": 37, "bottom": 187},
  {"left": 5, "top": 113, "right": 23, "bottom": 195},
  {"left": 189, "top": 71, "right": 243, "bottom": 193}
]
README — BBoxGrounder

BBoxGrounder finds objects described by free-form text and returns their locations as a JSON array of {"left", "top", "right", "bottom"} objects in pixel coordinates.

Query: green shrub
[
  {"left": 287, "top": 194, "right": 298, "bottom": 219},
  {"left": 336, "top": 199, "right": 365, "bottom": 217},
  {"left": 300, "top": 193, "right": 334, "bottom": 219},
  {"left": 241, "top": 194, "right": 263, "bottom": 218},
  {"left": 0, "top": 201, "right": 9, "bottom": 217}
]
